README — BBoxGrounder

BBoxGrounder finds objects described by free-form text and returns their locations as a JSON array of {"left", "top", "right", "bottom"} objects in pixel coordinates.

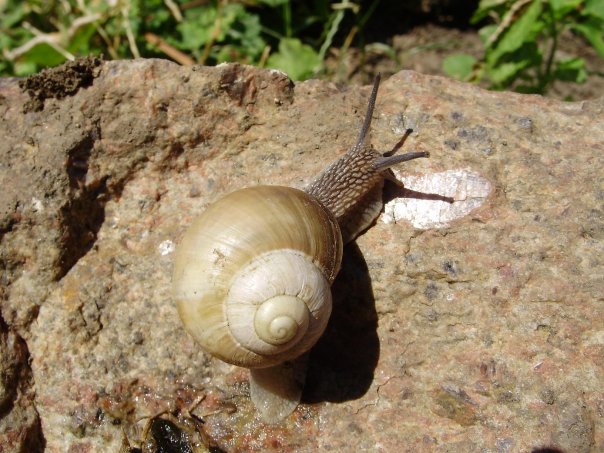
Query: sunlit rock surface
[{"left": 0, "top": 59, "right": 602, "bottom": 452}]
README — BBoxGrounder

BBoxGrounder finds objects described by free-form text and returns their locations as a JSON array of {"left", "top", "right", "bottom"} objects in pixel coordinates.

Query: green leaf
[
  {"left": 236, "top": 14, "right": 266, "bottom": 59},
  {"left": 1, "top": 2, "right": 27, "bottom": 28},
  {"left": 68, "top": 24, "right": 97, "bottom": 55},
  {"left": 553, "top": 57, "right": 587, "bottom": 82},
  {"left": 20, "top": 43, "right": 66, "bottom": 68},
  {"left": 487, "top": 0, "right": 543, "bottom": 65},
  {"left": 257, "top": 0, "right": 290, "bottom": 6},
  {"left": 472, "top": 0, "right": 507, "bottom": 23},
  {"left": 219, "top": 4, "right": 247, "bottom": 41},
  {"left": 146, "top": 8, "right": 171, "bottom": 29},
  {"left": 549, "top": 0, "right": 582, "bottom": 16},
  {"left": 0, "top": 61, "right": 10, "bottom": 77},
  {"left": 177, "top": 6, "right": 218, "bottom": 50},
  {"left": 486, "top": 42, "right": 541, "bottom": 85},
  {"left": 478, "top": 24, "right": 498, "bottom": 45},
  {"left": 487, "top": 59, "right": 530, "bottom": 85},
  {"left": 443, "top": 54, "right": 477, "bottom": 80},
  {"left": 571, "top": 20, "right": 604, "bottom": 58},
  {"left": 14, "top": 60, "right": 37, "bottom": 77},
  {"left": 266, "top": 38, "right": 320, "bottom": 80},
  {"left": 225, "top": 9, "right": 266, "bottom": 61},
  {"left": 585, "top": 0, "right": 604, "bottom": 20}
]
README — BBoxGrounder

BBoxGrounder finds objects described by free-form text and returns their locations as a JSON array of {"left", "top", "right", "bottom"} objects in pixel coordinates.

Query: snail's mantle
[{"left": 0, "top": 59, "right": 603, "bottom": 452}]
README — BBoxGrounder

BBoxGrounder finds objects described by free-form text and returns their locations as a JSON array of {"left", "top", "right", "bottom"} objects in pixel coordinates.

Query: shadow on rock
[{"left": 303, "top": 241, "right": 379, "bottom": 403}]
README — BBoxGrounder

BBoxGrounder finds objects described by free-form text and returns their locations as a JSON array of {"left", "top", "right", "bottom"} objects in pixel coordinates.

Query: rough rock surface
[{"left": 0, "top": 59, "right": 602, "bottom": 452}]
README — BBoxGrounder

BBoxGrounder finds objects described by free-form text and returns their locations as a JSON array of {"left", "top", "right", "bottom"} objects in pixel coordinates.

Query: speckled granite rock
[{"left": 0, "top": 59, "right": 602, "bottom": 452}]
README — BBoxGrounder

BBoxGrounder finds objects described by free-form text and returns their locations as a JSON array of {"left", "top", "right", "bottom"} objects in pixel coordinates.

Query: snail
[{"left": 173, "top": 74, "right": 448, "bottom": 422}]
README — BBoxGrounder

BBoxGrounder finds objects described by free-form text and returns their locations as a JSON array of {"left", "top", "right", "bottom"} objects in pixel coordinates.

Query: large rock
[{"left": 0, "top": 59, "right": 602, "bottom": 452}]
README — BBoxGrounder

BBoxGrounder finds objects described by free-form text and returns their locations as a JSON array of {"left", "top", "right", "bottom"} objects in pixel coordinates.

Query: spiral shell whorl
[
  {"left": 254, "top": 296, "right": 309, "bottom": 345},
  {"left": 226, "top": 249, "right": 331, "bottom": 358}
]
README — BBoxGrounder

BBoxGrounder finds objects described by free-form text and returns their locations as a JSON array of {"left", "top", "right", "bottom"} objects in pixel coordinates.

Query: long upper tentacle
[{"left": 353, "top": 73, "right": 381, "bottom": 151}]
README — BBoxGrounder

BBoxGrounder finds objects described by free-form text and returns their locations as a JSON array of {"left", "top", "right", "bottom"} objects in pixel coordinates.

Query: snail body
[{"left": 173, "top": 74, "right": 435, "bottom": 422}]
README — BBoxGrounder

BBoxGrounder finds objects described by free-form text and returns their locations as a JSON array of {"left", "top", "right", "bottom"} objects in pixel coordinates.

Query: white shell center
[
  {"left": 254, "top": 295, "right": 310, "bottom": 345},
  {"left": 225, "top": 249, "right": 332, "bottom": 356}
]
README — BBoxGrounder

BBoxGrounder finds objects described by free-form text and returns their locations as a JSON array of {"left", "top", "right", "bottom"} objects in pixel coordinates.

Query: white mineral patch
[
  {"left": 383, "top": 168, "right": 492, "bottom": 229},
  {"left": 158, "top": 239, "right": 175, "bottom": 256},
  {"left": 31, "top": 197, "right": 44, "bottom": 212}
]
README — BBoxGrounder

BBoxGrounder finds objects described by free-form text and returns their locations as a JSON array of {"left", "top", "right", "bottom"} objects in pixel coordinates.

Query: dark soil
[{"left": 18, "top": 56, "right": 102, "bottom": 112}]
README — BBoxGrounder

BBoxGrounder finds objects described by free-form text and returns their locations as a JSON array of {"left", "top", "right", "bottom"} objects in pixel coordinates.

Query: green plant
[
  {"left": 443, "top": 0, "right": 604, "bottom": 93},
  {"left": 0, "top": 0, "right": 368, "bottom": 80}
]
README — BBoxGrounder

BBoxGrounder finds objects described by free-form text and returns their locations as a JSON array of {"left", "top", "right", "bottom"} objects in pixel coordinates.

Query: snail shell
[{"left": 173, "top": 185, "right": 342, "bottom": 369}]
